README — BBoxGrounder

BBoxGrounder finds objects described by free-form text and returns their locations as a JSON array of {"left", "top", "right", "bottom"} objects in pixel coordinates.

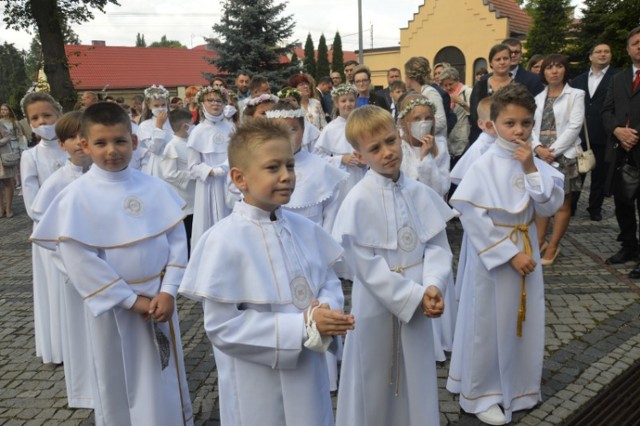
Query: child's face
[
  {"left": 26, "top": 101, "right": 60, "bottom": 127},
  {"left": 231, "top": 138, "right": 296, "bottom": 212},
  {"left": 276, "top": 118, "right": 304, "bottom": 153},
  {"left": 81, "top": 123, "right": 137, "bottom": 172},
  {"left": 148, "top": 99, "right": 167, "bottom": 109},
  {"left": 337, "top": 94, "right": 356, "bottom": 119},
  {"left": 0, "top": 105, "right": 9, "bottom": 118},
  {"left": 390, "top": 88, "right": 405, "bottom": 103},
  {"left": 492, "top": 104, "right": 534, "bottom": 143},
  {"left": 202, "top": 93, "right": 224, "bottom": 116},
  {"left": 250, "top": 102, "right": 274, "bottom": 119},
  {"left": 404, "top": 105, "right": 434, "bottom": 145},
  {"left": 61, "top": 134, "right": 90, "bottom": 166},
  {"left": 354, "top": 124, "right": 403, "bottom": 181}
]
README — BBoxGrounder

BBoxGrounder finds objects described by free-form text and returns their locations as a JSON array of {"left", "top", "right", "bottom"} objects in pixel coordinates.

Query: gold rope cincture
[
  {"left": 388, "top": 257, "right": 424, "bottom": 396},
  {"left": 496, "top": 220, "right": 533, "bottom": 337}
]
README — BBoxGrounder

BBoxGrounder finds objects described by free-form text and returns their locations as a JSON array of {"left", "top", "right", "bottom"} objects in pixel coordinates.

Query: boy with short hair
[
  {"left": 179, "top": 118, "right": 355, "bottom": 426},
  {"left": 446, "top": 84, "right": 564, "bottom": 425},
  {"left": 389, "top": 80, "right": 407, "bottom": 120},
  {"left": 332, "top": 105, "right": 455, "bottom": 426},
  {"left": 31, "top": 102, "right": 193, "bottom": 426},
  {"left": 161, "top": 108, "right": 196, "bottom": 254}
]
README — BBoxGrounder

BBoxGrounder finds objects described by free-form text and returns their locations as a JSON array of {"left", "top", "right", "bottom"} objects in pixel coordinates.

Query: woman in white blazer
[{"left": 532, "top": 54, "right": 585, "bottom": 266}]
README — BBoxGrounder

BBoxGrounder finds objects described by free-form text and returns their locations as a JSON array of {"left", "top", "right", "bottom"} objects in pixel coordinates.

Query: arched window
[
  {"left": 434, "top": 46, "right": 466, "bottom": 83},
  {"left": 473, "top": 58, "right": 488, "bottom": 83}
]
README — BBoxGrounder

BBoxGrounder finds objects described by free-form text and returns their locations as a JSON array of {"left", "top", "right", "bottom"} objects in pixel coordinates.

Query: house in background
[{"left": 362, "top": 0, "right": 532, "bottom": 87}]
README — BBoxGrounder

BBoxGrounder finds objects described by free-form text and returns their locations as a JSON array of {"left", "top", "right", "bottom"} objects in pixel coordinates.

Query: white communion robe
[
  {"left": 400, "top": 134, "right": 451, "bottom": 199},
  {"left": 180, "top": 202, "right": 344, "bottom": 426},
  {"left": 160, "top": 135, "right": 196, "bottom": 215},
  {"left": 302, "top": 120, "right": 321, "bottom": 153},
  {"left": 332, "top": 170, "right": 455, "bottom": 426},
  {"left": 446, "top": 142, "right": 564, "bottom": 423},
  {"left": 31, "top": 161, "right": 93, "bottom": 408},
  {"left": 284, "top": 149, "right": 348, "bottom": 391},
  {"left": 31, "top": 165, "right": 193, "bottom": 426},
  {"left": 20, "top": 138, "right": 68, "bottom": 364},
  {"left": 187, "top": 118, "right": 235, "bottom": 248},
  {"left": 136, "top": 118, "right": 172, "bottom": 177},
  {"left": 314, "top": 116, "right": 367, "bottom": 196}
]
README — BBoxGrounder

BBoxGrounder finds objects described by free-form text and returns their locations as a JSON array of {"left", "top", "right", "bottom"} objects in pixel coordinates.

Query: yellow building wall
[{"left": 364, "top": 0, "right": 511, "bottom": 88}]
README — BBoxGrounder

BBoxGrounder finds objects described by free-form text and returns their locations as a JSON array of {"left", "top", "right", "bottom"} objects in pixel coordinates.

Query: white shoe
[{"left": 476, "top": 404, "right": 507, "bottom": 425}]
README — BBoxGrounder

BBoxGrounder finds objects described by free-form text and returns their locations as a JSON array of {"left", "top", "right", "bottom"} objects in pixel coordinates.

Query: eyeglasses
[
  {"left": 355, "top": 79, "right": 370, "bottom": 85},
  {"left": 509, "top": 50, "right": 522, "bottom": 56},
  {"left": 204, "top": 98, "right": 224, "bottom": 105}
]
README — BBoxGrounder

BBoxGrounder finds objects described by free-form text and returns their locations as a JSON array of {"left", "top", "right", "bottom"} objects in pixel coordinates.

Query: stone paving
[{"left": 1, "top": 181, "right": 640, "bottom": 425}]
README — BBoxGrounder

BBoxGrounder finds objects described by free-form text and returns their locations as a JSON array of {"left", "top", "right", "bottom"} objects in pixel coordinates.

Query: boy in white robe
[
  {"left": 31, "top": 103, "right": 193, "bottom": 426},
  {"left": 446, "top": 84, "right": 564, "bottom": 425},
  {"left": 31, "top": 111, "right": 94, "bottom": 408},
  {"left": 179, "top": 119, "right": 355, "bottom": 426},
  {"left": 332, "top": 105, "right": 455, "bottom": 426}
]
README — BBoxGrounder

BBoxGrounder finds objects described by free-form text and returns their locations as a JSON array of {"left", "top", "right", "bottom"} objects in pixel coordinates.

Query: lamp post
[{"left": 358, "top": 0, "right": 363, "bottom": 64}]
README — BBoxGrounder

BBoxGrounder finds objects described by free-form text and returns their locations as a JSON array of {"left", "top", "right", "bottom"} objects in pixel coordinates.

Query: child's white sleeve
[
  {"left": 202, "top": 299, "right": 305, "bottom": 370},
  {"left": 422, "top": 229, "right": 453, "bottom": 295},
  {"left": 146, "top": 128, "right": 168, "bottom": 155},
  {"left": 342, "top": 237, "right": 425, "bottom": 324},
  {"left": 160, "top": 223, "right": 188, "bottom": 298},
  {"left": 160, "top": 144, "right": 194, "bottom": 189},
  {"left": 20, "top": 151, "right": 39, "bottom": 219}
]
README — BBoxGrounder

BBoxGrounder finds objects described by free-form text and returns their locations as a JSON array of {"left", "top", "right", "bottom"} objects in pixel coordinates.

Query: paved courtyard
[{"left": 1, "top": 182, "right": 639, "bottom": 425}]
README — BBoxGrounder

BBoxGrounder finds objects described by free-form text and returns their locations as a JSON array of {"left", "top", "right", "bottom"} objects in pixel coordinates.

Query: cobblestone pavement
[{"left": 1, "top": 181, "right": 639, "bottom": 425}]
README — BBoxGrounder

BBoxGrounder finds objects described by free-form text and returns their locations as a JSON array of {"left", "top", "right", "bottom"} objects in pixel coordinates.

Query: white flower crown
[
  {"left": 245, "top": 94, "right": 279, "bottom": 107},
  {"left": 195, "top": 86, "right": 228, "bottom": 104},
  {"left": 143, "top": 84, "right": 170, "bottom": 99},
  {"left": 397, "top": 98, "right": 437, "bottom": 120},
  {"left": 265, "top": 108, "right": 305, "bottom": 119},
  {"left": 331, "top": 84, "right": 357, "bottom": 98}
]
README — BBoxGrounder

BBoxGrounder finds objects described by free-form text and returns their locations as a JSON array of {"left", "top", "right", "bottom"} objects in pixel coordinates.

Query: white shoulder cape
[{"left": 287, "top": 151, "right": 348, "bottom": 209}]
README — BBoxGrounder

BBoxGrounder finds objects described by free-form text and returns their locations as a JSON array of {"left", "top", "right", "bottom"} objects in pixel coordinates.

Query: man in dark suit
[
  {"left": 601, "top": 26, "right": 640, "bottom": 277},
  {"left": 502, "top": 38, "right": 545, "bottom": 96},
  {"left": 316, "top": 76, "right": 333, "bottom": 123},
  {"left": 570, "top": 43, "right": 616, "bottom": 221},
  {"left": 377, "top": 67, "right": 402, "bottom": 108},
  {"left": 352, "top": 65, "right": 390, "bottom": 111}
]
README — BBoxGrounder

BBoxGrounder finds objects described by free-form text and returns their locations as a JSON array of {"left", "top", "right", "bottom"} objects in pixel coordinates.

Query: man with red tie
[{"left": 602, "top": 26, "right": 640, "bottom": 277}]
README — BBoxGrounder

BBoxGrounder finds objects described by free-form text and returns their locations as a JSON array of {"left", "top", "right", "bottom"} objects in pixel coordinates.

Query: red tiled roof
[
  {"left": 64, "top": 44, "right": 218, "bottom": 90},
  {"left": 292, "top": 47, "right": 358, "bottom": 64},
  {"left": 487, "top": 0, "right": 532, "bottom": 36}
]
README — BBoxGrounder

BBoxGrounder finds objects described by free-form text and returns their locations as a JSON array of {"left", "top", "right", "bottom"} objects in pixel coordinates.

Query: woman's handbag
[
  {"left": 576, "top": 121, "right": 596, "bottom": 173},
  {"left": 1, "top": 150, "right": 20, "bottom": 168},
  {"left": 617, "top": 163, "right": 640, "bottom": 203}
]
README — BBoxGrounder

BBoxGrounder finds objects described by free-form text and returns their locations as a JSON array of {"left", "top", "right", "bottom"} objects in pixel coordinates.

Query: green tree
[
  {"left": 149, "top": 35, "right": 186, "bottom": 49},
  {"left": 0, "top": 42, "right": 29, "bottom": 116},
  {"left": 24, "top": 20, "right": 80, "bottom": 87},
  {"left": 206, "top": 0, "right": 298, "bottom": 87},
  {"left": 572, "top": 0, "right": 640, "bottom": 71},
  {"left": 316, "top": 34, "right": 330, "bottom": 80},
  {"left": 331, "top": 31, "right": 344, "bottom": 79},
  {"left": 523, "top": 0, "right": 574, "bottom": 60},
  {"left": 303, "top": 33, "right": 316, "bottom": 77},
  {"left": 2, "top": 0, "right": 119, "bottom": 111},
  {"left": 135, "top": 33, "right": 146, "bottom": 47}
]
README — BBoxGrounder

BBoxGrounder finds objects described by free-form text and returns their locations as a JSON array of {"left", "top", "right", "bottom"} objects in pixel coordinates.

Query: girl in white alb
[{"left": 136, "top": 85, "right": 172, "bottom": 177}]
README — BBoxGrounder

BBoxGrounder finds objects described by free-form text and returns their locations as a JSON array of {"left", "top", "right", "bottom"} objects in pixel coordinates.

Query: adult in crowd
[
  {"left": 475, "top": 67, "right": 488, "bottom": 82},
  {"left": 533, "top": 54, "right": 585, "bottom": 266},
  {"left": 527, "top": 54, "right": 545, "bottom": 75},
  {"left": 249, "top": 75, "right": 271, "bottom": 97},
  {"left": 377, "top": 67, "right": 402, "bottom": 110},
  {"left": 439, "top": 67, "right": 472, "bottom": 168},
  {"left": 0, "top": 104, "right": 22, "bottom": 218},
  {"left": 288, "top": 73, "right": 327, "bottom": 129},
  {"left": 570, "top": 43, "right": 616, "bottom": 221},
  {"left": 502, "top": 38, "right": 545, "bottom": 96},
  {"left": 80, "top": 91, "right": 97, "bottom": 109},
  {"left": 343, "top": 60, "right": 359, "bottom": 84},
  {"left": 602, "top": 26, "right": 640, "bottom": 278},
  {"left": 316, "top": 76, "right": 334, "bottom": 123},
  {"left": 330, "top": 71, "right": 343, "bottom": 86},
  {"left": 352, "top": 65, "right": 390, "bottom": 111},
  {"left": 234, "top": 72, "right": 251, "bottom": 101},
  {"left": 404, "top": 56, "right": 448, "bottom": 138},
  {"left": 432, "top": 62, "right": 450, "bottom": 86},
  {"left": 469, "top": 44, "right": 514, "bottom": 142}
]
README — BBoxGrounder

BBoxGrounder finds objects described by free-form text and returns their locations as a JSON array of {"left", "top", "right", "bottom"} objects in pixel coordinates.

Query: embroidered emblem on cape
[
  {"left": 123, "top": 196, "right": 143, "bottom": 216},
  {"left": 212, "top": 132, "right": 226, "bottom": 145},
  {"left": 398, "top": 226, "right": 418, "bottom": 252},
  {"left": 152, "top": 323, "right": 171, "bottom": 370},
  {"left": 512, "top": 175, "right": 525, "bottom": 193},
  {"left": 290, "top": 276, "right": 313, "bottom": 310}
]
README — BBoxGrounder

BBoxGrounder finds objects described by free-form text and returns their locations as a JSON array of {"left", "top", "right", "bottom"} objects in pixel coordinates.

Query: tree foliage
[
  {"left": 316, "top": 34, "right": 330, "bottom": 80},
  {"left": 0, "top": 42, "right": 29, "bottom": 116},
  {"left": 303, "top": 33, "right": 316, "bottom": 78},
  {"left": 1, "top": 0, "right": 120, "bottom": 111},
  {"left": 24, "top": 20, "right": 80, "bottom": 85},
  {"left": 523, "top": 0, "right": 574, "bottom": 60},
  {"left": 135, "top": 33, "right": 146, "bottom": 47},
  {"left": 206, "top": 0, "right": 298, "bottom": 88},
  {"left": 331, "top": 31, "right": 344, "bottom": 78},
  {"left": 149, "top": 35, "right": 186, "bottom": 49},
  {"left": 572, "top": 0, "right": 640, "bottom": 71}
]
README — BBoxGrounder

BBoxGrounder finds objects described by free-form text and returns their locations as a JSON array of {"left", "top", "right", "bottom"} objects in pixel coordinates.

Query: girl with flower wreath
[
  {"left": 187, "top": 86, "right": 236, "bottom": 248},
  {"left": 397, "top": 93, "right": 451, "bottom": 198},
  {"left": 136, "top": 85, "right": 173, "bottom": 177},
  {"left": 277, "top": 87, "right": 321, "bottom": 153},
  {"left": 314, "top": 84, "right": 366, "bottom": 197},
  {"left": 242, "top": 93, "right": 279, "bottom": 120}
]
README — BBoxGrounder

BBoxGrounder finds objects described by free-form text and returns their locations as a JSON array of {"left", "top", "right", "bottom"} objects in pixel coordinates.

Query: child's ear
[
  {"left": 230, "top": 167, "right": 247, "bottom": 191},
  {"left": 80, "top": 138, "right": 91, "bottom": 154},
  {"left": 131, "top": 134, "right": 138, "bottom": 151}
]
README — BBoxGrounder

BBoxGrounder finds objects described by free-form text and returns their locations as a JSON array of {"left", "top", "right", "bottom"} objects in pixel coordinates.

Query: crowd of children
[{"left": 19, "top": 63, "right": 566, "bottom": 425}]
